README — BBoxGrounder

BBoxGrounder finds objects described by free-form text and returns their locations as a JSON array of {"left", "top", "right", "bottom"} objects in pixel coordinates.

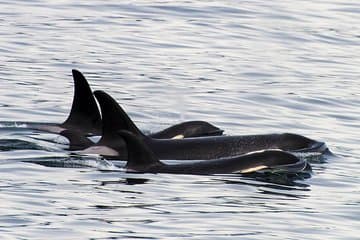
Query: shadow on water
[
  {"left": 99, "top": 178, "right": 150, "bottom": 186},
  {"left": 0, "top": 139, "right": 44, "bottom": 151},
  {"left": 21, "top": 155, "right": 119, "bottom": 170},
  {"left": 217, "top": 171, "right": 311, "bottom": 187}
]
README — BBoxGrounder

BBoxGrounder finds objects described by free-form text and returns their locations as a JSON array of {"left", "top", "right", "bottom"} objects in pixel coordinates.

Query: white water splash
[
  {"left": 0, "top": 121, "right": 28, "bottom": 128},
  {"left": 69, "top": 158, "right": 120, "bottom": 170}
]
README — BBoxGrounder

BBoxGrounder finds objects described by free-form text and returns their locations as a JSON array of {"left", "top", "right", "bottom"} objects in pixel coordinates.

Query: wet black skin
[
  {"left": 145, "top": 132, "right": 323, "bottom": 160},
  {"left": 148, "top": 121, "right": 223, "bottom": 138},
  {"left": 91, "top": 90, "right": 327, "bottom": 160},
  {"left": 32, "top": 70, "right": 325, "bottom": 158},
  {"left": 60, "top": 69, "right": 102, "bottom": 135},
  {"left": 119, "top": 130, "right": 306, "bottom": 175},
  {"left": 64, "top": 70, "right": 223, "bottom": 139},
  {"left": 32, "top": 70, "right": 224, "bottom": 148},
  {"left": 30, "top": 70, "right": 102, "bottom": 136}
]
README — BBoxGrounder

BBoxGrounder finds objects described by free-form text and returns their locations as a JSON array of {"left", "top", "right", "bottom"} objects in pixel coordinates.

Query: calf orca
[
  {"left": 82, "top": 90, "right": 327, "bottom": 160},
  {"left": 32, "top": 70, "right": 223, "bottom": 143},
  {"left": 149, "top": 121, "right": 223, "bottom": 139},
  {"left": 118, "top": 130, "right": 307, "bottom": 175}
]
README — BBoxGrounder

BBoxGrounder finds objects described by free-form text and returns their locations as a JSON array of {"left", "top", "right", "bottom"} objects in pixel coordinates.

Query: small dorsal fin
[
  {"left": 61, "top": 70, "right": 102, "bottom": 135},
  {"left": 149, "top": 121, "right": 224, "bottom": 139},
  {"left": 118, "top": 130, "right": 162, "bottom": 171},
  {"left": 60, "top": 129, "right": 94, "bottom": 150},
  {"left": 93, "top": 90, "right": 145, "bottom": 146}
]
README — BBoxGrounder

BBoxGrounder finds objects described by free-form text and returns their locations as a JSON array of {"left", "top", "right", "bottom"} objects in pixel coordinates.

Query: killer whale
[
  {"left": 82, "top": 90, "right": 327, "bottom": 160},
  {"left": 29, "top": 70, "right": 223, "bottom": 145},
  {"left": 30, "top": 69, "right": 102, "bottom": 135},
  {"left": 61, "top": 120, "right": 223, "bottom": 150},
  {"left": 149, "top": 121, "right": 223, "bottom": 139},
  {"left": 118, "top": 130, "right": 307, "bottom": 175}
]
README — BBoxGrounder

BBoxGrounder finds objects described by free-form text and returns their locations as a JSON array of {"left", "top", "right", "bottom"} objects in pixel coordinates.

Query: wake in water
[{"left": 0, "top": 121, "right": 118, "bottom": 170}]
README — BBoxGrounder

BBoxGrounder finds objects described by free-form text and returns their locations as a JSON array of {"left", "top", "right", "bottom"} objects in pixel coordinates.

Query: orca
[
  {"left": 61, "top": 120, "right": 223, "bottom": 150},
  {"left": 31, "top": 70, "right": 223, "bottom": 145},
  {"left": 30, "top": 69, "right": 102, "bottom": 135},
  {"left": 148, "top": 121, "right": 223, "bottom": 139},
  {"left": 83, "top": 90, "right": 327, "bottom": 160},
  {"left": 117, "top": 130, "right": 307, "bottom": 175}
]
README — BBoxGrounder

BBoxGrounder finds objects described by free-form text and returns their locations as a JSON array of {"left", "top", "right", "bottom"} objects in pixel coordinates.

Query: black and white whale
[
  {"left": 148, "top": 121, "right": 223, "bottom": 139},
  {"left": 79, "top": 90, "right": 327, "bottom": 160},
  {"left": 117, "top": 130, "right": 307, "bottom": 175},
  {"left": 29, "top": 70, "right": 223, "bottom": 145},
  {"left": 31, "top": 69, "right": 102, "bottom": 135}
]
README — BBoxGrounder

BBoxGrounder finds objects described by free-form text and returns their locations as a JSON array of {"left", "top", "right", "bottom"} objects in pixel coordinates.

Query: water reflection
[
  {"left": 0, "top": 139, "right": 43, "bottom": 151},
  {"left": 0, "top": 0, "right": 358, "bottom": 238},
  {"left": 0, "top": 121, "right": 327, "bottom": 190},
  {"left": 221, "top": 173, "right": 310, "bottom": 187},
  {"left": 99, "top": 178, "right": 149, "bottom": 186}
]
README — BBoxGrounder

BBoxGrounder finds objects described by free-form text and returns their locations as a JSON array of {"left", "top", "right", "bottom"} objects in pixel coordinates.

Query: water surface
[{"left": 0, "top": 1, "right": 359, "bottom": 239}]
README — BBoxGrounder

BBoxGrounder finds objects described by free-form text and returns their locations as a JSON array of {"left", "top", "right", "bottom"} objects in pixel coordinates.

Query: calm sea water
[{"left": 0, "top": 1, "right": 359, "bottom": 239}]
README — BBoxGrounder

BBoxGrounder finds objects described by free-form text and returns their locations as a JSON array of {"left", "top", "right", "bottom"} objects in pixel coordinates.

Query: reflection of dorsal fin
[
  {"left": 118, "top": 130, "right": 162, "bottom": 171},
  {"left": 61, "top": 70, "right": 102, "bottom": 135},
  {"left": 93, "top": 90, "right": 145, "bottom": 146},
  {"left": 60, "top": 129, "right": 94, "bottom": 150}
]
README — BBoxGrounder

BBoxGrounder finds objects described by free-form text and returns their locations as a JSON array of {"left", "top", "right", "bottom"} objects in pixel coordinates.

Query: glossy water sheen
[{"left": 0, "top": 1, "right": 359, "bottom": 239}]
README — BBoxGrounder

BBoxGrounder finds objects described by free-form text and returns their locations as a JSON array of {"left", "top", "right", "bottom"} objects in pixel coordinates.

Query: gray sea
[{"left": 0, "top": 1, "right": 359, "bottom": 239}]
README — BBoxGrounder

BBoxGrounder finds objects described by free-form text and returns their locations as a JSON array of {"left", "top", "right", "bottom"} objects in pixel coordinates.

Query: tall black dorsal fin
[
  {"left": 118, "top": 130, "right": 163, "bottom": 171},
  {"left": 93, "top": 90, "right": 145, "bottom": 146},
  {"left": 61, "top": 70, "right": 102, "bottom": 135}
]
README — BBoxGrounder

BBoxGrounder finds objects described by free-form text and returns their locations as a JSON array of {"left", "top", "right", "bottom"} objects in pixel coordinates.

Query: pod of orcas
[
  {"left": 30, "top": 69, "right": 328, "bottom": 175},
  {"left": 118, "top": 130, "right": 307, "bottom": 174}
]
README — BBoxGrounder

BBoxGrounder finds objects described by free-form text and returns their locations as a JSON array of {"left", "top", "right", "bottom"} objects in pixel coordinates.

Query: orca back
[{"left": 93, "top": 90, "right": 146, "bottom": 151}]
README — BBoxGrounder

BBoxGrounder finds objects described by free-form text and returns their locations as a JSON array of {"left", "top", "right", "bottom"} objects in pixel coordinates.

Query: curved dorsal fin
[
  {"left": 93, "top": 90, "right": 145, "bottom": 146},
  {"left": 118, "top": 130, "right": 162, "bottom": 171},
  {"left": 61, "top": 70, "right": 102, "bottom": 135}
]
